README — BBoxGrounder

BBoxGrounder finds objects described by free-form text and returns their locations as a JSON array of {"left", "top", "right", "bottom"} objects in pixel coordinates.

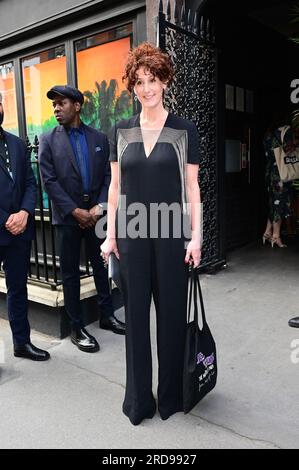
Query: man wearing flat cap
[
  {"left": 0, "top": 92, "right": 49, "bottom": 360},
  {"left": 39, "top": 85, "right": 125, "bottom": 353}
]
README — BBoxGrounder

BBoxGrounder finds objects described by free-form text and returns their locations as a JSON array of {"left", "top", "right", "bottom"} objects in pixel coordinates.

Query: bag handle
[
  {"left": 187, "top": 266, "right": 194, "bottom": 323},
  {"left": 280, "top": 126, "right": 290, "bottom": 146},
  {"left": 187, "top": 267, "right": 208, "bottom": 373},
  {"left": 193, "top": 268, "right": 207, "bottom": 325},
  {"left": 187, "top": 266, "right": 207, "bottom": 328},
  {"left": 187, "top": 268, "right": 198, "bottom": 372}
]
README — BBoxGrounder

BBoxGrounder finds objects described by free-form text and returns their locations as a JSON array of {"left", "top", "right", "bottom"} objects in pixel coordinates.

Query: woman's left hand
[{"left": 185, "top": 239, "right": 201, "bottom": 268}]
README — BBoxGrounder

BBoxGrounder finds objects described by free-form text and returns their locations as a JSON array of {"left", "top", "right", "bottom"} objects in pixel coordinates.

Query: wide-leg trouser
[{"left": 118, "top": 235, "right": 188, "bottom": 424}]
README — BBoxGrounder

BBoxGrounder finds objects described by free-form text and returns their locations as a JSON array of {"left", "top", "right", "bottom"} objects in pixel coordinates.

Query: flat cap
[{"left": 46, "top": 85, "right": 84, "bottom": 105}]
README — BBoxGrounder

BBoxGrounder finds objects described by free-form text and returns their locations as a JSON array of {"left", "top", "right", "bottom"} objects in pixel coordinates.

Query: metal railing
[{"left": 0, "top": 136, "right": 92, "bottom": 290}]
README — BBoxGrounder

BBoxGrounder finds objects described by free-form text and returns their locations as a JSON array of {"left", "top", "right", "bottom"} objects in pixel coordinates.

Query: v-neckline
[{"left": 138, "top": 112, "right": 169, "bottom": 159}]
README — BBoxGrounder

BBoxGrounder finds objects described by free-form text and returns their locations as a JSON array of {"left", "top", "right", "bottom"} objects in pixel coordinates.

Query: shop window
[
  {"left": 0, "top": 63, "right": 18, "bottom": 136},
  {"left": 22, "top": 46, "right": 66, "bottom": 210},
  {"left": 75, "top": 25, "right": 133, "bottom": 134},
  {"left": 22, "top": 46, "right": 67, "bottom": 142}
]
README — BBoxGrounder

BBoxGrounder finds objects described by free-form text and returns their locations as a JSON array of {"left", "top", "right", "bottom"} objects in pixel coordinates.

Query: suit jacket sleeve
[
  {"left": 20, "top": 143, "right": 37, "bottom": 216},
  {"left": 98, "top": 135, "right": 111, "bottom": 204},
  {"left": 38, "top": 134, "right": 77, "bottom": 218},
  {"left": 0, "top": 207, "right": 9, "bottom": 226}
]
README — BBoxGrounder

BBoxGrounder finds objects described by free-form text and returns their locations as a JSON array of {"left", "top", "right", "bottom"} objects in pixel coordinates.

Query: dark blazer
[
  {"left": 38, "top": 123, "right": 111, "bottom": 225},
  {"left": 0, "top": 131, "right": 36, "bottom": 245}
]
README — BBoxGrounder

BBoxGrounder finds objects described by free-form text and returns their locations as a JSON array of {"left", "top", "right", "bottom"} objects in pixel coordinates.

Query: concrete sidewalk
[{"left": 0, "top": 242, "right": 299, "bottom": 449}]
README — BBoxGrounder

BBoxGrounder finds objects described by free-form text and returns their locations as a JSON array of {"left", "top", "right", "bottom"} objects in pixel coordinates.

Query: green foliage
[
  {"left": 42, "top": 115, "right": 58, "bottom": 132},
  {"left": 26, "top": 79, "right": 132, "bottom": 141},
  {"left": 81, "top": 79, "right": 133, "bottom": 134},
  {"left": 26, "top": 115, "right": 58, "bottom": 143}
]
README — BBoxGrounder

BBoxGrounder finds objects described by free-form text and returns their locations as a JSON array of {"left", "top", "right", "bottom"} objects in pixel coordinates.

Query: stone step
[{"left": 0, "top": 275, "right": 97, "bottom": 307}]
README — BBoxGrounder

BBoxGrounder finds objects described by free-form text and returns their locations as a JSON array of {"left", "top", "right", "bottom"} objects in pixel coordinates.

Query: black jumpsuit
[{"left": 109, "top": 113, "right": 199, "bottom": 425}]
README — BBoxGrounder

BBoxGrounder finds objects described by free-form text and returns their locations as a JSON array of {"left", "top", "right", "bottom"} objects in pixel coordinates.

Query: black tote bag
[{"left": 183, "top": 267, "right": 217, "bottom": 414}]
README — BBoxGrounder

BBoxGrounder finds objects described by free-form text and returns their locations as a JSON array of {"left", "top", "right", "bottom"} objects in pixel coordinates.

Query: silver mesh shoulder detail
[
  {"left": 160, "top": 128, "right": 188, "bottom": 214},
  {"left": 116, "top": 129, "right": 129, "bottom": 209}
]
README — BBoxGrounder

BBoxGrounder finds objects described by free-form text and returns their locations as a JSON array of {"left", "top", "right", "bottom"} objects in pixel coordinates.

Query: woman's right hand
[{"left": 100, "top": 237, "right": 119, "bottom": 263}]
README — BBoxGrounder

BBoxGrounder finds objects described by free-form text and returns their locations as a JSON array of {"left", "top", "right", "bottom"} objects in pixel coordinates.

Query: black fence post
[
  {"left": 32, "top": 136, "right": 49, "bottom": 282},
  {"left": 158, "top": 0, "right": 166, "bottom": 50}
]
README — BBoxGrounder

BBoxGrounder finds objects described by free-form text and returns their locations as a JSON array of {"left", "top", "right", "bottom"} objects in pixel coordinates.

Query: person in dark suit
[
  {"left": 0, "top": 93, "right": 50, "bottom": 361},
  {"left": 39, "top": 85, "right": 125, "bottom": 353}
]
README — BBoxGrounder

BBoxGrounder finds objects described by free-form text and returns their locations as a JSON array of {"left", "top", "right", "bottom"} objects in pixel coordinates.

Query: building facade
[{"left": 0, "top": 0, "right": 298, "bottom": 334}]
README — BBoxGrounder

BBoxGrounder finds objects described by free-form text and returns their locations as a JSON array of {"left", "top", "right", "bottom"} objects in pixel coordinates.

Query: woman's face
[{"left": 134, "top": 67, "right": 166, "bottom": 110}]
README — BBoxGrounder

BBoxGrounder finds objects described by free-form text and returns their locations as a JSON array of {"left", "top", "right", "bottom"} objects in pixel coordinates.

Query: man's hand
[
  {"left": 89, "top": 204, "right": 102, "bottom": 221},
  {"left": 5, "top": 210, "right": 29, "bottom": 236},
  {"left": 72, "top": 208, "right": 96, "bottom": 228}
]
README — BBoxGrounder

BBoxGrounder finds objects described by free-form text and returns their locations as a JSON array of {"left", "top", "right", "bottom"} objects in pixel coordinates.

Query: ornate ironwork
[{"left": 158, "top": 1, "right": 221, "bottom": 269}]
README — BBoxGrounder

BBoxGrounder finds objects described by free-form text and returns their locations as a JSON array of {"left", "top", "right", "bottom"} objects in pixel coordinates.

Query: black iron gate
[{"left": 157, "top": 0, "right": 225, "bottom": 271}]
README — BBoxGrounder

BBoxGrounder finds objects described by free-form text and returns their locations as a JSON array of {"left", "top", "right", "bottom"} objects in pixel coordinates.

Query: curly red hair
[{"left": 122, "top": 42, "right": 174, "bottom": 93}]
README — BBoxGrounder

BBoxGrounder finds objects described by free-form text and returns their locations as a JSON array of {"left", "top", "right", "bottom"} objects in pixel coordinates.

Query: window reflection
[
  {"left": 76, "top": 25, "right": 133, "bottom": 134},
  {"left": 22, "top": 46, "right": 66, "bottom": 210},
  {"left": 22, "top": 46, "right": 67, "bottom": 142},
  {"left": 0, "top": 63, "right": 18, "bottom": 136}
]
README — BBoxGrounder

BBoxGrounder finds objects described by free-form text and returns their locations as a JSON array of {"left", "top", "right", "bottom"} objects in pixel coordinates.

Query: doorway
[{"left": 202, "top": 0, "right": 299, "bottom": 250}]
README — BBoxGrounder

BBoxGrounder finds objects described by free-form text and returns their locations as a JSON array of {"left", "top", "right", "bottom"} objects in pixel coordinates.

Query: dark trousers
[
  {"left": 0, "top": 240, "right": 31, "bottom": 346},
  {"left": 118, "top": 235, "right": 188, "bottom": 423},
  {"left": 56, "top": 225, "right": 113, "bottom": 330}
]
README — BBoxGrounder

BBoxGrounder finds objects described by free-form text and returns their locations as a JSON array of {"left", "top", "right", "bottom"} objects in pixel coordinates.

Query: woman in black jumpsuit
[{"left": 101, "top": 43, "right": 201, "bottom": 425}]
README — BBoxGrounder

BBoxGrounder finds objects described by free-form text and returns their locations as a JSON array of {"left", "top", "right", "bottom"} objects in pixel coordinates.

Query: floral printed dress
[{"left": 263, "top": 128, "right": 293, "bottom": 223}]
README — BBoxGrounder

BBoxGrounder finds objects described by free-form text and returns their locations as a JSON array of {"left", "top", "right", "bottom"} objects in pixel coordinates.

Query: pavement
[{"left": 0, "top": 241, "right": 299, "bottom": 449}]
